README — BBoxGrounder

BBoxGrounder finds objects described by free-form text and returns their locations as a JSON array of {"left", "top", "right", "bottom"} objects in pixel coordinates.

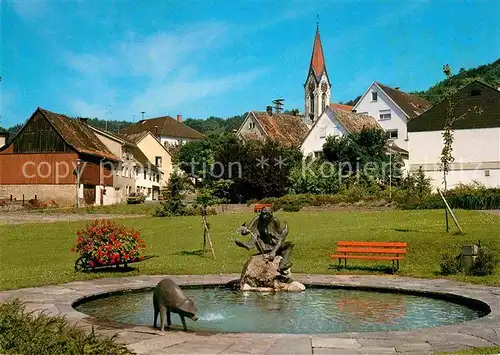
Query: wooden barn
[{"left": 0, "top": 107, "right": 120, "bottom": 206}]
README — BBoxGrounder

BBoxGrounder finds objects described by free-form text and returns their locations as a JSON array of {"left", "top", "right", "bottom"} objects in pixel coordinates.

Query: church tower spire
[{"left": 304, "top": 24, "right": 331, "bottom": 123}]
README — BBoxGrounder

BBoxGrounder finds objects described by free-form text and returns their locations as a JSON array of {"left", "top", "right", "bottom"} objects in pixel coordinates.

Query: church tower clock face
[
  {"left": 321, "top": 82, "right": 328, "bottom": 93},
  {"left": 308, "top": 81, "right": 315, "bottom": 92}
]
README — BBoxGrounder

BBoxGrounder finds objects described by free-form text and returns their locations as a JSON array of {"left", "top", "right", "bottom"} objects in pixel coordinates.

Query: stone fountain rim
[
  {"left": 1, "top": 274, "right": 499, "bottom": 342},
  {"left": 70, "top": 279, "right": 492, "bottom": 317}
]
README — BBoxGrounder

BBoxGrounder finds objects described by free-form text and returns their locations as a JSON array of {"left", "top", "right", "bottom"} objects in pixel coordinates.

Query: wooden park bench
[
  {"left": 254, "top": 203, "right": 273, "bottom": 213},
  {"left": 330, "top": 241, "right": 407, "bottom": 274}
]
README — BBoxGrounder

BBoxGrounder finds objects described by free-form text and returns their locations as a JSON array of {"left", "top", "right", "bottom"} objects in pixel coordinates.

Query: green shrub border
[
  {"left": 259, "top": 188, "right": 500, "bottom": 211},
  {"left": 0, "top": 299, "right": 133, "bottom": 355}
]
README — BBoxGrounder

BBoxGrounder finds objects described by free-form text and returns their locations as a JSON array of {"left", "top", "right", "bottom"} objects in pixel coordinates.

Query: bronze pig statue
[{"left": 153, "top": 277, "right": 199, "bottom": 331}]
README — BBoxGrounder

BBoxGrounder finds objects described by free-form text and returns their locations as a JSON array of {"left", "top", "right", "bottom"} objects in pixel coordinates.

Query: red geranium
[{"left": 72, "top": 219, "right": 146, "bottom": 267}]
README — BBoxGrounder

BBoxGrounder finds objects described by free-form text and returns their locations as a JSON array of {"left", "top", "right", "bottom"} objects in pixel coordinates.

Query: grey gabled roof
[
  {"left": 375, "top": 82, "right": 433, "bottom": 119},
  {"left": 408, "top": 80, "right": 500, "bottom": 132}
]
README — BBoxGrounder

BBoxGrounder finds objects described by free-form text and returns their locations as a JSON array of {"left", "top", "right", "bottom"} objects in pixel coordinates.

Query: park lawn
[{"left": 0, "top": 209, "right": 499, "bottom": 290}]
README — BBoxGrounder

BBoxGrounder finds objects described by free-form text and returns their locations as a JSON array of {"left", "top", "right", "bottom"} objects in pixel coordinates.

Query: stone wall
[{"left": 0, "top": 184, "right": 76, "bottom": 206}]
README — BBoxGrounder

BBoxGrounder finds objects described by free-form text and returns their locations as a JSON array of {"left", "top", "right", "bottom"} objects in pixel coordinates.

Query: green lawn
[
  {"left": 0, "top": 210, "right": 499, "bottom": 290},
  {"left": 438, "top": 346, "right": 500, "bottom": 354}
]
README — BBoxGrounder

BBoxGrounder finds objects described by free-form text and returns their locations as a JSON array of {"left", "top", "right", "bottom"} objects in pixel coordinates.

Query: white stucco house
[
  {"left": 407, "top": 80, "right": 500, "bottom": 190},
  {"left": 301, "top": 106, "right": 382, "bottom": 158},
  {"left": 122, "top": 114, "right": 204, "bottom": 148},
  {"left": 353, "top": 82, "right": 433, "bottom": 151}
]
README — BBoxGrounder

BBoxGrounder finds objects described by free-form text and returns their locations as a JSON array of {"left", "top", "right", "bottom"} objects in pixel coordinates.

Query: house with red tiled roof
[
  {"left": 122, "top": 114, "right": 204, "bottom": 149},
  {"left": 330, "top": 103, "right": 353, "bottom": 112},
  {"left": 236, "top": 108, "right": 309, "bottom": 148},
  {"left": 352, "top": 81, "right": 433, "bottom": 151},
  {"left": 0, "top": 107, "right": 120, "bottom": 206}
]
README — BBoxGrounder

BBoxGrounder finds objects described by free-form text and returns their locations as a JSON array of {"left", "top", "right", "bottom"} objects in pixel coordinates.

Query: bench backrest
[
  {"left": 336, "top": 241, "right": 407, "bottom": 255},
  {"left": 254, "top": 203, "right": 273, "bottom": 212},
  {"left": 337, "top": 241, "right": 407, "bottom": 248}
]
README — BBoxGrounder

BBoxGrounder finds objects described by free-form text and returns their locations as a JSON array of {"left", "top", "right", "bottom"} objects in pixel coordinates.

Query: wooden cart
[{"left": 74, "top": 254, "right": 158, "bottom": 272}]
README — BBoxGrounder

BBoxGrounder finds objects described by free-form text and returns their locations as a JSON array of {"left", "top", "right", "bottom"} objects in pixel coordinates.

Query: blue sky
[{"left": 1, "top": 0, "right": 499, "bottom": 128}]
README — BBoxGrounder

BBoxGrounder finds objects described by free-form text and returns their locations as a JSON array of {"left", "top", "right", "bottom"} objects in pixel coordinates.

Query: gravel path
[{"left": 0, "top": 213, "right": 147, "bottom": 225}]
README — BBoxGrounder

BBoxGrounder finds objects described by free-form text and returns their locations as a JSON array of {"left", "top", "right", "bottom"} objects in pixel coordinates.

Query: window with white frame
[
  {"left": 155, "top": 156, "right": 162, "bottom": 167},
  {"left": 319, "top": 125, "right": 327, "bottom": 138},
  {"left": 248, "top": 122, "right": 255, "bottom": 129},
  {"left": 314, "top": 151, "right": 323, "bottom": 159},
  {"left": 387, "top": 129, "right": 398, "bottom": 139},
  {"left": 379, "top": 109, "right": 391, "bottom": 120},
  {"left": 371, "top": 91, "right": 378, "bottom": 101},
  {"left": 358, "top": 112, "right": 369, "bottom": 116}
]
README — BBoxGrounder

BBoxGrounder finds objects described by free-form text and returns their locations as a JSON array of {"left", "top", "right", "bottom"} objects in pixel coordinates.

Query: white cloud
[
  {"left": 67, "top": 21, "right": 229, "bottom": 79},
  {"left": 130, "top": 69, "right": 266, "bottom": 114},
  {"left": 69, "top": 99, "right": 107, "bottom": 119},
  {"left": 66, "top": 53, "right": 120, "bottom": 76},
  {"left": 64, "top": 21, "right": 265, "bottom": 119}
]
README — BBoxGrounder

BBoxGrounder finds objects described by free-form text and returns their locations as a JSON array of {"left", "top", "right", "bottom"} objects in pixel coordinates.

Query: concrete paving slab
[
  {"left": 312, "top": 337, "right": 361, "bottom": 349},
  {"left": 265, "top": 337, "right": 312, "bottom": 354}
]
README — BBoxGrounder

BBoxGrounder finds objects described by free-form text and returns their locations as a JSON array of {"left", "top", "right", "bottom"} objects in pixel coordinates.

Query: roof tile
[
  {"left": 123, "top": 116, "right": 204, "bottom": 140},
  {"left": 309, "top": 27, "right": 327, "bottom": 80},
  {"left": 330, "top": 103, "right": 353, "bottom": 112},
  {"left": 331, "top": 107, "right": 381, "bottom": 133},
  {"left": 39, "top": 108, "right": 120, "bottom": 161},
  {"left": 248, "top": 111, "right": 309, "bottom": 148}
]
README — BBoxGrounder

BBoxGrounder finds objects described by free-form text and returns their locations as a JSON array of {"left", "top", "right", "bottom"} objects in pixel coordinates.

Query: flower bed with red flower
[{"left": 72, "top": 219, "right": 146, "bottom": 267}]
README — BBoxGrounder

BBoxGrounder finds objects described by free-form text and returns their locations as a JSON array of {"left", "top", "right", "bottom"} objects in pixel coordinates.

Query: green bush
[
  {"left": 154, "top": 169, "right": 193, "bottom": 217},
  {"left": 439, "top": 252, "right": 462, "bottom": 275},
  {"left": 287, "top": 158, "right": 340, "bottom": 195},
  {"left": 468, "top": 247, "right": 498, "bottom": 276},
  {"left": 0, "top": 299, "right": 132, "bottom": 355},
  {"left": 261, "top": 194, "right": 313, "bottom": 212},
  {"left": 399, "top": 184, "right": 500, "bottom": 210}
]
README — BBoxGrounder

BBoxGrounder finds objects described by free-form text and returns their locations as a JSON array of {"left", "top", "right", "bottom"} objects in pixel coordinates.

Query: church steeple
[
  {"left": 304, "top": 24, "right": 331, "bottom": 123},
  {"left": 309, "top": 24, "right": 328, "bottom": 82}
]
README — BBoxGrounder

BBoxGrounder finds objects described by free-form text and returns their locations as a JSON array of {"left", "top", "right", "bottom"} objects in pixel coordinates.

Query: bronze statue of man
[{"left": 235, "top": 206, "right": 294, "bottom": 275}]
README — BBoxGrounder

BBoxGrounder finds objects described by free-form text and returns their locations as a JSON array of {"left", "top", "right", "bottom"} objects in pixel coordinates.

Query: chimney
[
  {"left": 177, "top": 114, "right": 182, "bottom": 123},
  {"left": 154, "top": 125, "right": 159, "bottom": 137},
  {"left": 395, "top": 86, "right": 400, "bottom": 90},
  {"left": 266, "top": 106, "right": 273, "bottom": 115},
  {"left": 79, "top": 117, "right": 88, "bottom": 124}
]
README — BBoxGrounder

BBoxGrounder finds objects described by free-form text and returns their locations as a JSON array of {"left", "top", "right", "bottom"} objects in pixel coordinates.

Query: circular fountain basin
[{"left": 74, "top": 286, "right": 486, "bottom": 334}]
